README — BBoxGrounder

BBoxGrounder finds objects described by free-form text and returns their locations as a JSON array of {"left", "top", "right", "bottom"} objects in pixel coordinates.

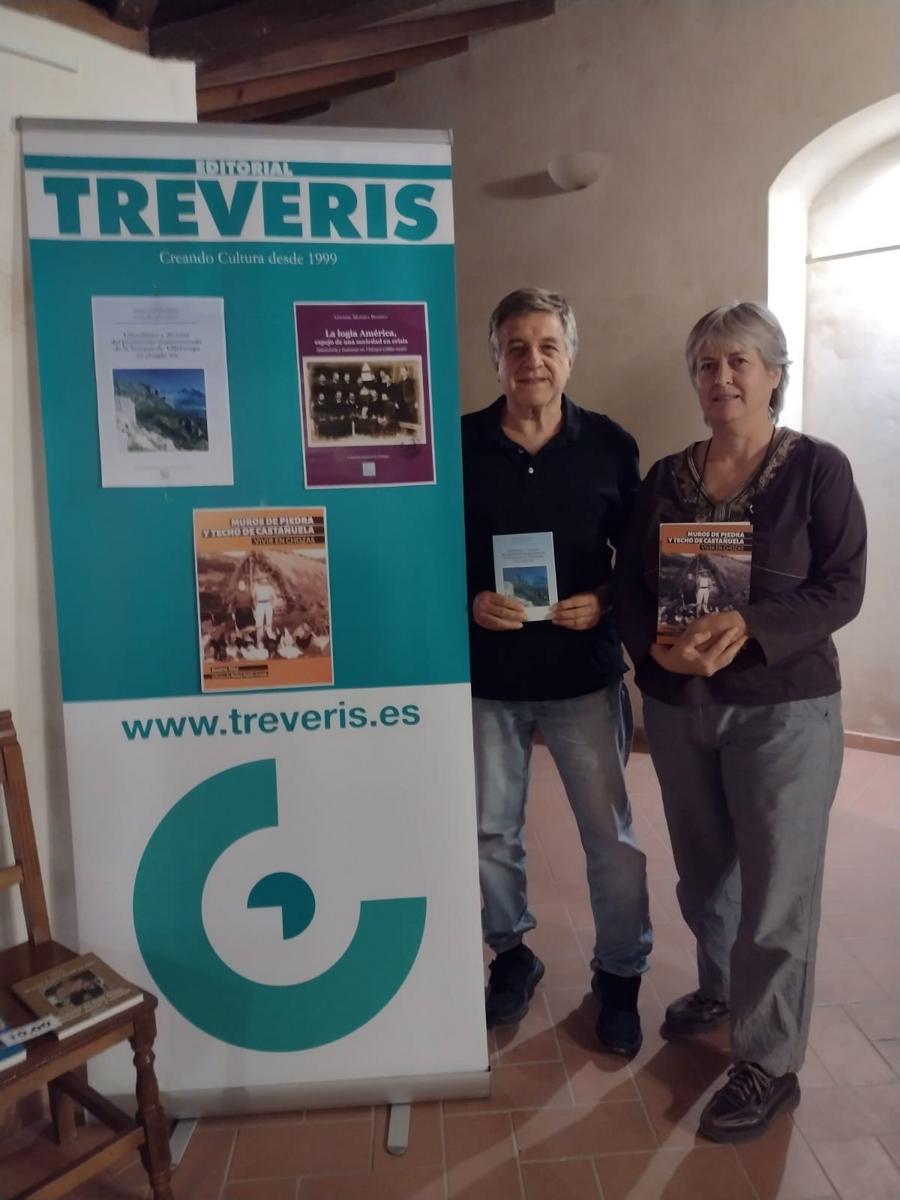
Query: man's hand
[
  {"left": 550, "top": 591, "right": 604, "bottom": 631},
  {"left": 649, "top": 610, "right": 749, "bottom": 676},
  {"left": 472, "top": 590, "right": 526, "bottom": 630}
]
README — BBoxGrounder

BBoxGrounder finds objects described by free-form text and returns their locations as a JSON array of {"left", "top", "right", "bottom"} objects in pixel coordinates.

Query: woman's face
[{"left": 693, "top": 338, "right": 781, "bottom": 430}]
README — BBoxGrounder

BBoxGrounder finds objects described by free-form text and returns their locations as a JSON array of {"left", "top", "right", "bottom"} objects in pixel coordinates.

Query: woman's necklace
[{"left": 694, "top": 424, "right": 777, "bottom": 512}]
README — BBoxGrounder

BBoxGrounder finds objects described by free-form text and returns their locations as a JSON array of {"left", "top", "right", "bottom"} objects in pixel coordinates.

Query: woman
[{"left": 615, "top": 302, "right": 866, "bottom": 1143}]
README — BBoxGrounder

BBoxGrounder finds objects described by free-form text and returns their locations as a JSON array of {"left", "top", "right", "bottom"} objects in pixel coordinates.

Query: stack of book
[{"left": 9, "top": 952, "right": 143, "bottom": 1043}]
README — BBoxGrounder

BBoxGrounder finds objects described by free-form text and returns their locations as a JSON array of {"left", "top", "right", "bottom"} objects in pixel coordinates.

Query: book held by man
[
  {"left": 12, "top": 953, "right": 143, "bottom": 1040},
  {"left": 657, "top": 522, "right": 753, "bottom": 645},
  {"left": 492, "top": 531, "right": 558, "bottom": 621}
]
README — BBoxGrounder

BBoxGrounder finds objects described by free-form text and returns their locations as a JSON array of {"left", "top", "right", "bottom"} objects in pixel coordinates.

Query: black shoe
[
  {"left": 699, "top": 1062, "right": 800, "bottom": 1144},
  {"left": 592, "top": 970, "right": 643, "bottom": 1056},
  {"left": 663, "top": 990, "right": 730, "bottom": 1036},
  {"left": 485, "top": 944, "right": 545, "bottom": 1028}
]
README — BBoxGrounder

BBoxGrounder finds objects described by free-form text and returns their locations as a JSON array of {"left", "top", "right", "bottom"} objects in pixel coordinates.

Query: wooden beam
[
  {"left": 197, "top": 36, "right": 469, "bottom": 116},
  {"left": 199, "top": 72, "right": 397, "bottom": 124},
  {"left": 199, "top": 0, "right": 556, "bottom": 88},
  {"left": 257, "top": 102, "right": 332, "bottom": 125},
  {"left": 107, "top": 0, "right": 159, "bottom": 30},
  {"left": 0, "top": 0, "right": 147, "bottom": 51},
  {"left": 202, "top": 100, "right": 331, "bottom": 125},
  {"left": 153, "top": 0, "right": 226, "bottom": 20},
  {"left": 152, "top": 1, "right": 435, "bottom": 69}
]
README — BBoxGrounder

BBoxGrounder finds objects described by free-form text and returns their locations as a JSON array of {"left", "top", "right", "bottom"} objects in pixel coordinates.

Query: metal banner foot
[
  {"left": 385, "top": 1103, "right": 410, "bottom": 1155},
  {"left": 169, "top": 1117, "right": 198, "bottom": 1166}
]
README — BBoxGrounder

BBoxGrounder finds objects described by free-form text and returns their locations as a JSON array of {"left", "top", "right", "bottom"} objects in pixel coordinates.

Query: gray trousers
[{"left": 643, "top": 693, "right": 843, "bottom": 1076}]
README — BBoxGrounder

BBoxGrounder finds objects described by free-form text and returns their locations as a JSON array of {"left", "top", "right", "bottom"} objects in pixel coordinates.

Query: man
[
  {"left": 695, "top": 558, "right": 714, "bottom": 617},
  {"left": 462, "top": 287, "right": 652, "bottom": 1055}
]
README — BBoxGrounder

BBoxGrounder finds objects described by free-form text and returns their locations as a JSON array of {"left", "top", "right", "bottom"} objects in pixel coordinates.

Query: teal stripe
[
  {"left": 24, "top": 155, "right": 452, "bottom": 179},
  {"left": 25, "top": 156, "right": 197, "bottom": 172}
]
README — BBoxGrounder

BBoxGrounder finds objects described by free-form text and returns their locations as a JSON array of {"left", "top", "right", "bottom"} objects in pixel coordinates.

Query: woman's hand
[
  {"left": 649, "top": 610, "right": 749, "bottom": 676},
  {"left": 472, "top": 590, "right": 526, "bottom": 630}
]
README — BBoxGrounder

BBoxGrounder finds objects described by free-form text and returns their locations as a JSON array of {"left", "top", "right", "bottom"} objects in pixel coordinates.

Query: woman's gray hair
[
  {"left": 685, "top": 301, "right": 791, "bottom": 419},
  {"left": 488, "top": 288, "right": 578, "bottom": 365}
]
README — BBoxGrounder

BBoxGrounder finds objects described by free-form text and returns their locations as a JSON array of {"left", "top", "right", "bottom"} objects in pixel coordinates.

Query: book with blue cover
[
  {"left": 0, "top": 1018, "right": 26, "bottom": 1071},
  {"left": 492, "top": 531, "right": 558, "bottom": 622}
]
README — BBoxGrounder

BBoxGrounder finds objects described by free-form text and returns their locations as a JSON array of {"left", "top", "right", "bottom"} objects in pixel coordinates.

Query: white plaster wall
[
  {"left": 805, "top": 144, "right": 900, "bottom": 739},
  {"left": 320, "top": 0, "right": 900, "bottom": 736},
  {"left": 0, "top": 8, "right": 196, "bottom": 942}
]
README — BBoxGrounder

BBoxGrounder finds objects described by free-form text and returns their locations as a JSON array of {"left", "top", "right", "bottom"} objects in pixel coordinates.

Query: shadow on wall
[{"left": 483, "top": 172, "right": 563, "bottom": 199}]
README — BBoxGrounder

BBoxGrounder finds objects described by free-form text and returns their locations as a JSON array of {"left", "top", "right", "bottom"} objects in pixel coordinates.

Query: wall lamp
[{"left": 547, "top": 151, "right": 610, "bottom": 192}]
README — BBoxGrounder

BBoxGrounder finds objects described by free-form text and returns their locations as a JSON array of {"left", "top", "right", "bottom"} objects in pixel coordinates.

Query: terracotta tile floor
[{"left": 2, "top": 746, "right": 898, "bottom": 1199}]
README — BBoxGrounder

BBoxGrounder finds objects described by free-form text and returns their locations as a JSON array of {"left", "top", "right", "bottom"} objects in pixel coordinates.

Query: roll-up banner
[{"left": 20, "top": 119, "right": 488, "bottom": 1114}]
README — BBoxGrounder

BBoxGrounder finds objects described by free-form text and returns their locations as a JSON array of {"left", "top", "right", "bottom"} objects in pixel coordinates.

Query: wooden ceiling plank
[
  {"left": 202, "top": 100, "right": 332, "bottom": 125},
  {"left": 257, "top": 102, "right": 333, "bottom": 124},
  {"left": 108, "top": 0, "right": 160, "bottom": 30},
  {"left": 198, "top": 72, "right": 397, "bottom": 124},
  {"left": 197, "top": 36, "right": 470, "bottom": 115},
  {"left": 199, "top": 0, "right": 556, "bottom": 88},
  {"left": 152, "top": 0, "right": 435, "bottom": 66},
  {"left": 1, "top": 0, "right": 147, "bottom": 51}
]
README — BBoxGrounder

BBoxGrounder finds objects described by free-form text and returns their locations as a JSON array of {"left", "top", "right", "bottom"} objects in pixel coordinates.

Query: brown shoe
[{"left": 699, "top": 1062, "right": 800, "bottom": 1143}]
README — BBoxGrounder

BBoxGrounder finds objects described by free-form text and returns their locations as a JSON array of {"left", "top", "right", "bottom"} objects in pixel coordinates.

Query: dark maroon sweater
[{"left": 614, "top": 430, "right": 867, "bottom": 706}]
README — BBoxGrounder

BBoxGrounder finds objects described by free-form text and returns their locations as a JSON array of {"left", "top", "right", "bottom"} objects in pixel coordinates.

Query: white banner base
[{"left": 111, "top": 1067, "right": 490, "bottom": 1120}]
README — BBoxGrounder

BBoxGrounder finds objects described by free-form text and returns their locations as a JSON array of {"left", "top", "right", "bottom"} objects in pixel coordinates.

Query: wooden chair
[{"left": 0, "top": 710, "right": 173, "bottom": 1200}]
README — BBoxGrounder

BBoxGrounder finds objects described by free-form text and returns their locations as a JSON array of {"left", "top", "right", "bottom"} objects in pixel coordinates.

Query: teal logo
[{"left": 133, "top": 759, "right": 426, "bottom": 1050}]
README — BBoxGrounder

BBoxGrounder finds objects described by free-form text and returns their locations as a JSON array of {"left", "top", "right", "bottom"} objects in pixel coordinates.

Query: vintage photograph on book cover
[
  {"left": 657, "top": 522, "right": 753, "bottom": 644},
  {"left": 194, "top": 507, "right": 333, "bottom": 693},
  {"left": 12, "top": 952, "right": 142, "bottom": 1039},
  {"left": 295, "top": 302, "right": 436, "bottom": 487},
  {"left": 92, "top": 295, "right": 233, "bottom": 487},
  {"left": 303, "top": 357, "right": 425, "bottom": 446}
]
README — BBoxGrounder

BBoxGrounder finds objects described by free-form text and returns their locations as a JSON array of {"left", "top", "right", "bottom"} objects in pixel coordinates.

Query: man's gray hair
[
  {"left": 488, "top": 287, "right": 578, "bottom": 365},
  {"left": 685, "top": 301, "right": 791, "bottom": 419}
]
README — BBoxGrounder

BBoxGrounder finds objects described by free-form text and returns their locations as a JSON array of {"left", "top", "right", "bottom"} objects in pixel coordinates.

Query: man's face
[{"left": 495, "top": 311, "right": 572, "bottom": 413}]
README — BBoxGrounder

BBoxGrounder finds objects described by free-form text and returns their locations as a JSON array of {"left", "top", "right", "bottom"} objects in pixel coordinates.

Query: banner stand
[{"left": 21, "top": 117, "right": 489, "bottom": 1117}]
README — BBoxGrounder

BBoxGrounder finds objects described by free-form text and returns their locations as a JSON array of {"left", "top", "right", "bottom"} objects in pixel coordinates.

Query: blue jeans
[{"left": 473, "top": 682, "right": 652, "bottom": 977}]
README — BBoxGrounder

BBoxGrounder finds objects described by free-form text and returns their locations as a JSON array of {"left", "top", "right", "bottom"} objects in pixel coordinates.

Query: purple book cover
[{"left": 295, "top": 302, "right": 436, "bottom": 488}]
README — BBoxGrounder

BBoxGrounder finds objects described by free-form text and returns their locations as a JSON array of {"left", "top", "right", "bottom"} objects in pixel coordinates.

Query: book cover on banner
[
  {"left": 657, "top": 521, "right": 753, "bottom": 644},
  {"left": 194, "top": 507, "right": 333, "bottom": 692},
  {"left": 12, "top": 953, "right": 143, "bottom": 1040},
  {"left": 492, "top": 531, "right": 558, "bottom": 621},
  {"left": 296, "top": 302, "right": 436, "bottom": 488},
  {"left": 91, "top": 295, "right": 233, "bottom": 488}
]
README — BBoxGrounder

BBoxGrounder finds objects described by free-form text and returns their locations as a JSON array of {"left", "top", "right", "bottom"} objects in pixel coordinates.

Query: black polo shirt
[{"left": 462, "top": 395, "right": 639, "bottom": 701}]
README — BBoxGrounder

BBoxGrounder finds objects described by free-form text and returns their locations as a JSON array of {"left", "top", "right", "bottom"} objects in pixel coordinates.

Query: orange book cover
[
  {"left": 194, "top": 507, "right": 333, "bottom": 692},
  {"left": 656, "top": 522, "right": 752, "bottom": 645}
]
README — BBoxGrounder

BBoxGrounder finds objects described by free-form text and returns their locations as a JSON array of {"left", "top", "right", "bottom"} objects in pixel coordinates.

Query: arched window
[{"left": 770, "top": 96, "right": 900, "bottom": 740}]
